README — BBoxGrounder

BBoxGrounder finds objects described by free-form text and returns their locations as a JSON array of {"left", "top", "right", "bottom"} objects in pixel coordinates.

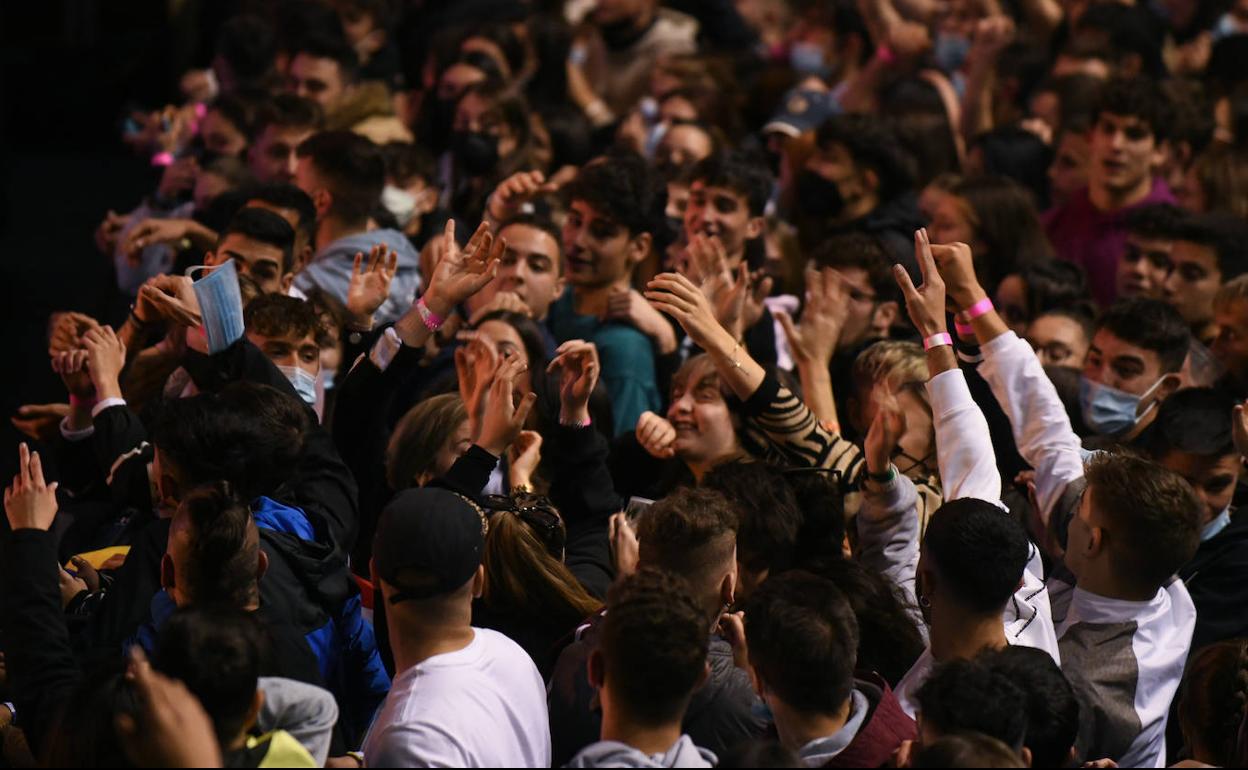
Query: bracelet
[
  {"left": 729, "top": 342, "right": 744, "bottom": 371},
  {"left": 923, "top": 332, "right": 953, "bottom": 351},
  {"left": 69, "top": 394, "right": 99, "bottom": 409},
  {"left": 868, "top": 467, "right": 897, "bottom": 484},
  {"left": 415, "top": 298, "right": 444, "bottom": 332},
  {"left": 961, "top": 297, "right": 995, "bottom": 322},
  {"left": 560, "top": 414, "right": 592, "bottom": 429},
  {"left": 2, "top": 701, "right": 14, "bottom": 727},
  {"left": 954, "top": 321, "right": 975, "bottom": 338},
  {"left": 129, "top": 304, "right": 155, "bottom": 330}
]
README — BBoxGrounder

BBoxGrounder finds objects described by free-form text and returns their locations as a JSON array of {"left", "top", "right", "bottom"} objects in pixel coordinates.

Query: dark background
[{"left": 2, "top": 0, "right": 240, "bottom": 479}]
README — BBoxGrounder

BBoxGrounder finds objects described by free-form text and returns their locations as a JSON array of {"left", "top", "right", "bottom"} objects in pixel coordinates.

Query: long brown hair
[
  {"left": 385, "top": 393, "right": 468, "bottom": 490},
  {"left": 1178, "top": 638, "right": 1248, "bottom": 766},
  {"left": 481, "top": 505, "right": 601, "bottom": 621}
]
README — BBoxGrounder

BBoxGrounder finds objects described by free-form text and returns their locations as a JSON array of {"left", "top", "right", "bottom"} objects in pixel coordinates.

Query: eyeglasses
[{"left": 480, "top": 493, "right": 566, "bottom": 558}]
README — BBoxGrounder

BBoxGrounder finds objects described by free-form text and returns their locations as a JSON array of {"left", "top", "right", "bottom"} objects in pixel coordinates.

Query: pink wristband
[
  {"left": 151, "top": 151, "right": 175, "bottom": 167},
  {"left": 954, "top": 321, "right": 975, "bottom": 338},
  {"left": 923, "top": 332, "right": 953, "bottom": 351},
  {"left": 962, "top": 297, "right": 995, "bottom": 321},
  {"left": 416, "top": 298, "right": 444, "bottom": 332},
  {"left": 69, "top": 394, "right": 98, "bottom": 409}
]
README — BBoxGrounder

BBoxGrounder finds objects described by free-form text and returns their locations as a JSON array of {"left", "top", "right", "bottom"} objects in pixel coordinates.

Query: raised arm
[
  {"left": 775, "top": 265, "right": 851, "bottom": 431},
  {"left": 893, "top": 232, "right": 1002, "bottom": 504},
  {"left": 932, "top": 241, "right": 1085, "bottom": 523}
]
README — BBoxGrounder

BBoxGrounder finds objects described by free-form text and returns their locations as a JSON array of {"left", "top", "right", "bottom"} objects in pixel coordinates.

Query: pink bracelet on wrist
[
  {"left": 416, "top": 298, "right": 444, "bottom": 332},
  {"left": 923, "top": 332, "right": 954, "bottom": 351},
  {"left": 954, "top": 321, "right": 975, "bottom": 338},
  {"left": 69, "top": 394, "right": 98, "bottom": 409},
  {"left": 961, "top": 297, "right": 995, "bottom": 322}
]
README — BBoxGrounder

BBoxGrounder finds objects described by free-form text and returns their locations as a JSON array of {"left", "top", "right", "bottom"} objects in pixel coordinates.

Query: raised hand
[
  {"left": 508, "top": 431, "right": 543, "bottom": 491},
  {"left": 776, "top": 266, "right": 850, "bottom": 369},
  {"left": 928, "top": 240, "right": 985, "bottom": 313},
  {"left": 635, "top": 411, "right": 677, "bottom": 459},
  {"left": 476, "top": 355, "right": 538, "bottom": 458},
  {"left": 124, "top": 218, "right": 193, "bottom": 265},
  {"left": 893, "top": 229, "right": 948, "bottom": 339},
  {"left": 48, "top": 311, "right": 102, "bottom": 353},
  {"left": 4, "top": 443, "right": 59, "bottom": 532},
  {"left": 423, "top": 221, "right": 506, "bottom": 318},
  {"left": 605, "top": 288, "right": 677, "bottom": 353},
  {"left": 82, "top": 325, "right": 127, "bottom": 401},
  {"left": 547, "top": 340, "right": 600, "bottom": 425},
  {"left": 645, "top": 271, "right": 731, "bottom": 353},
  {"left": 11, "top": 404, "right": 72, "bottom": 443},
  {"left": 455, "top": 336, "right": 499, "bottom": 432},
  {"left": 346, "top": 243, "right": 399, "bottom": 328},
  {"left": 486, "top": 170, "right": 560, "bottom": 223},
  {"left": 139, "top": 274, "right": 202, "bottom": 327},
  {"left": 95, "top": 210, "right": 132, "bottom": 255},
  {"left": 864, "top": 386, "right": 908, "bottom": 477},
  {"left": 116, "top": 647, "right": 223, "bottom": 769},
  {"left": 52, "top": 349, "right": 95, "bottom": 401}
]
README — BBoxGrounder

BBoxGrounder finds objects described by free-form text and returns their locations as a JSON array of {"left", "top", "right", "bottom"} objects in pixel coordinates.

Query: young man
[
  {"left": 795, "top": 114, "right": 924, "bottom": 274},
  {"left": 1212, "top": 275, "right": 1248, "bottom": 394},
  {"left": 567, "top": 568, "right": 717, "bottom": 768},
  {"left": 364, "top": 487, "right": 551, "bottom": 767},
  {"left": 1162, "top": 212, "right": 1248, "bottom": 345},
  {"left": 287, "top": 35, "right": 410, "bottom": 144},
  {"left": 979, "top": 646, "right": 1081, "bottom": 768},
  {"left": 912, "top": 658, "right": 1029, "bottom": 761},
  {"left": 548, "top": 155, "right": 667, "bottom": 435},
  {"left": 247, "top": 94, "right": 322, "bottom": 185},
  {"left": 245, "top": 183, "right": 319, "bottom": 286},
  {"left": 1078, "top": 298, "right": 1190, "bottom": 444},
  {"left": 1044, "top": 77, "right": 1176, "bottom": 306},
  {"left": 205, "top": 207, "right": 298, "bottom": 295},
  {"left": 548, "top": 486, "right": 766, "bottom": 766},
  {"left": 737, "top": 571, "right": 916, "bottom": 768},
  {"left": 1117, "top": 203, "right": 1183, "bottom": 300},
  {"left": 1147, "top": 388, "right": 1248, "bottom": 650},
  {"left": 939, "top": 239, "right": 1203, "bottom": 767},
  {"left": 293, "top": 130, "right": 420, "bottom": 323},
  {"left": 683, "top": 151, "right": 783, "bottom": 367},
  {"left": 465, "top": 213, "right": 567, "bottom": 334},
  {"left": 243, "top": 294, "right": 323, "bottom": 407}
]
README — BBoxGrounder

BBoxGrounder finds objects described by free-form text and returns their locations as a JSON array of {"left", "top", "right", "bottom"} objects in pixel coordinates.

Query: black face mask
[
  {"left": 599, "top": 17, "right": 646, "bottom": 49},
  {"left": 795, "top": 169, "right": 845, "bottom": 219},
  {"left": 428, "top": 98, "right": 457, "bottom": 153},
  {"left": 452, "top": 131, "right": 499, "bottom": 177}
]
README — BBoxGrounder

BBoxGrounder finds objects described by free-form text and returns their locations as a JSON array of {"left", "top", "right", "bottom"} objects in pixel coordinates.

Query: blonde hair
[
  {"left": 1215, "top": 274, "right": 1248, "bottom": 313},
  {"left": 851, "top": 340, "right": 929, "bottom": 394}
]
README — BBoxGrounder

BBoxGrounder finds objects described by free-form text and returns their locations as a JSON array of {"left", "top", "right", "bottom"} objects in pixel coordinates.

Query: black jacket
[
  {"left": 1179, "top": 509, "right": 1248, "bottom": 650},
  {"left": 547, "top": 611, "right": 767, "bottom": 766}
]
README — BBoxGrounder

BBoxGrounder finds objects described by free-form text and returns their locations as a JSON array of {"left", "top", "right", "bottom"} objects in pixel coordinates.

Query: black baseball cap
[{"left": 373, "top": 488, "right": 488, "bottom": 603}]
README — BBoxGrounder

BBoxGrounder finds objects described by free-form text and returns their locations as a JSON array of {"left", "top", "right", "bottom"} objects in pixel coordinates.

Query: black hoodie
[{"left": 1179, "top": 509, "right": 1248, "bottom": 651}]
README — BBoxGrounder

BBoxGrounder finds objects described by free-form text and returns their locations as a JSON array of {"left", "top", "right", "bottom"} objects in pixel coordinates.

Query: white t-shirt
[{"left": 363, "top": 627, "right": 552, "bottom": 768}]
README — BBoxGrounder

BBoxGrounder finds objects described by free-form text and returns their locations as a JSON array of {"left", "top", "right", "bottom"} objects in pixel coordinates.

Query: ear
[
  {"left": 280, "top": 272, "right": 295, "bottom": 294},
  {"left": 1155, "top": 372, "right": 1182, "bottom": 404},
  {"left": 746, "top": 663, "right": 766, "bottom": 699},
  {"left": 1087, "top": 524, "right": 1105, "bottom": 558},
  {"left": 873, "top": 301, "right": 899, "bottom": 333},
  {"left": 627, "top": 231, "right": 653, "bottom": 268},
  {"left": 721, "top": 567, "right": 737, "bottom": 610},
  {"left": 745, "top": 215, "right": 765, "bottom": 242},
  {"left": 204, "top": 250, "right": 220, "bottom": 267},
  {"left": 256, "top": 548, "right": 269, "bottom": 582},
  {"left": 861, "top": 167, "right": 880, "bottom": 196},
  {"left": 471, "top": 564, "right": 486, "bottom": 599},
  {"left": 696, "top": 660, "right": 711, "bottom": 691},
  {"left": 313, "top": 189, "right": 333, "bottom": 220},
  {"left": 295, "top": 245, "right": 314, "bottom": 273},
  {"left": 160, "top": 553, "right": 175, "bottom": 592},
  {"left": 1021, "top": 746, "right": 1033, "bottom": 767},
  {"left": 552, "top": 272, "right": 568, "bottom": 300},
  {"left": 587, "top": 648, "right": 605, "bottom": 689},
  {"left": 1151, "top": 140, "right": 1169, "bottom": 173},
  {"left": 243, "top": 689, "right": 264, "bottom": 736}
]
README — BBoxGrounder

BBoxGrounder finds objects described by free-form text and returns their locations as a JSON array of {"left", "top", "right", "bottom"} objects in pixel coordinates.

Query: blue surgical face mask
[
  {"left": 186, "top": 260, "right": 245, "bottom": 354},
  {"left": 789, "top": 41, "right": 830, "bottom": 77},
  {"left": 1201, "top": 507, "right": 1232, "bottom": 542},
  {"left": 644, "top": 120, "right": 669, "bottom": 159},
  {"left": 933, "top": 33, "right": 971, "bottom": 73},
  {"left": 278, "top": 364, "right": 319, "bottom": 406},
  {"left": 1079, "top": 376, "right": 1164, "bottom": 437}
]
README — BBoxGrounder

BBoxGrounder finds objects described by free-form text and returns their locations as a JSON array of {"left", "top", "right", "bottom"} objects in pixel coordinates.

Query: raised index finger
[{"left": 914, "top": 228, "right": 937, "bottom": 285}]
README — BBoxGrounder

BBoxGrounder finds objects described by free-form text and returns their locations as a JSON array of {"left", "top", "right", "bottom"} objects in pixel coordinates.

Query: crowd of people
[{"left": 7, "top": 0, "right": 1248, "bottom": 766}]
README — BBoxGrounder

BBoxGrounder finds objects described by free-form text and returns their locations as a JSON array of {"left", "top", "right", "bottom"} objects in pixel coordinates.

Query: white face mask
[
  {"left": 381, "top": 184, "right": 418, "bottom": 228},
  {"left": 277, "top": 364, "right": 318, "bottom": 406}
]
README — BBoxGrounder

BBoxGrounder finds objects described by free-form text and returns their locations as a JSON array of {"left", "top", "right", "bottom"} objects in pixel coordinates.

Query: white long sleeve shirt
[
  {"left": 857, "top": 367, "right": 1058, "bottom": 717},
  {"left": 978, "top": 331, "right": 1196, "bottom": 768}
]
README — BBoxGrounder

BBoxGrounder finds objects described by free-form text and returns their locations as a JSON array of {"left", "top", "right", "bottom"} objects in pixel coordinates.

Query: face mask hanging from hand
[
  {"left": 186, "top": 260, "right": 245, "bottom": 354},
  {"left": 1078, "top": 376, "right": 1165, "bottom": 437}
]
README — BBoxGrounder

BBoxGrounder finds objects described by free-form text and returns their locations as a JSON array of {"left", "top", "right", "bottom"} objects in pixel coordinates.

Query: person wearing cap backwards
[{"left": 363, "top": 487, "right": 552, "bottom": 767}]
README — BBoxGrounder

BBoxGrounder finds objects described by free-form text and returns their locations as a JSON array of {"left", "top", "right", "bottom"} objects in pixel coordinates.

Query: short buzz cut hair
[
  {"left": 1095, "top": 298, "right": 1191, "bottom": 375},
  {"left": 688, "top": 150, "right": 773, "bottom": 218},
  {"left": 1084, "top": 452, "right": 1202, "bottom": 592},
  {"left": 637, "top": 486, "right": 738, "bottom": 619},
  {"left": 292, "top": 33, "right": 360, "bottom": 83},
  {"left": 252, "top": 92, "right": 323, "bottom": 139},
  {"left": 743, "top": 571, "right": 860, "bottom": 714},
  {"left": 244, "top": 293, "right": 322, "bottom": 342},
  {"left": 599, "top": 568, "right": 710, "bottom": 726},
  {"left": 811, "top": 232, "right": 900, "bottom": 305},
  {"left": 296, "top": 130, "right": 384, "bottom": 226},
  {"left": 1175, "top": 211, "right": 1248, "bottom": 283},
  {"left": 923, "top": 499, "right": 1031, "bottom": 614}
]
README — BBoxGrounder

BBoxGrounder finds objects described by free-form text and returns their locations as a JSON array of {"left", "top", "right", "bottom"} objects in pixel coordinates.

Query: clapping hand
[
  {"left": 4, "top": 443, "right": 59, "bottom": 532},
  {"left": 346, "top": 244, "right": 398, "bottom": 328},
  {"left": 423, "top": 221, "right": 506, "bottom": 318},
  {"left": 864, "top": 386, "right": 908, "bottom": 478},
  {"left": 645, "top": 271, "right": 730, "bottom": 353},
  {"left": 82, "top": 325, "right": 127, "bottom": 401},
  {"left": 776, "top": 266, "right": 850, "bottom": 369},
  {"left": 455, "top": 335, "right": 500, "bottom": 432},
  {"left": 547, "top": 340, "right": 600, "bottom": 425},
  {"left": 487, "top": 171, "right": 560, "bottom": 222}
]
